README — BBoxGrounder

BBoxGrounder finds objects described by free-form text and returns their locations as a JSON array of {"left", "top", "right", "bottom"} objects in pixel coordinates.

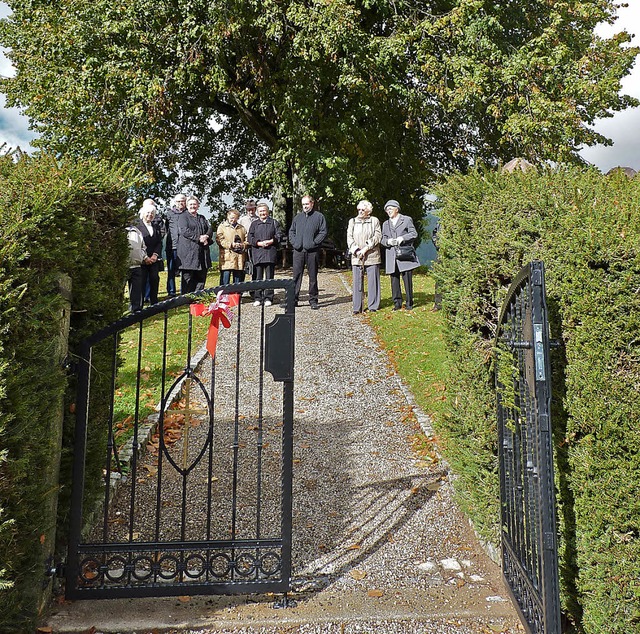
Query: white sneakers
[
  {"left": 253, "top": 300, "right": 261, "bottom": 307},
  {"left": 264, "top": 300, "right": 272, "bottom": 307},
  {"left": 253, "top": 299, "right": 273, "bottom": 307}
]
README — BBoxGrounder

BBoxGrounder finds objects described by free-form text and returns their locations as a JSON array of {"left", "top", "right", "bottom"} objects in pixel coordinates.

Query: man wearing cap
[
  {"left": 381, "top": 199, "right": 420, "bottom": 311},
  {"left": 239, "top": 198, "right": 258, "bottom": 234},
  {"left": 288, "top": 194, "right": 327, "bottom": 309}
]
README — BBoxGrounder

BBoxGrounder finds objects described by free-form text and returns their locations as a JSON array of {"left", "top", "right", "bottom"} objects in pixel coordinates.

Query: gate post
[{"left": 40, "top": 273, "right": 72, "bottom": 610}]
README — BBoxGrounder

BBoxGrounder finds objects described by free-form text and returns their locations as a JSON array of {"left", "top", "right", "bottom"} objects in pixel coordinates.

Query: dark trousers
[
  {"left": 247, "top": 256, "right": 258, "bottom": 297},
  {"left": 141, "top": 262, "right": 160, "bottom": 305},
  {"left": 292, "top": 249, "right": 319, "bottom": 304},
  {"left": 166, "top": 247, "right": 178, "bottom": 295},
  {"left": 390, "top": 269, "right": 414, "bottom": 309},
  {"left": 128, "top": 266, "right": 143, "bottom": 312},
  {"left": 181, "top": 269, "right": 208, "bottom": 294},
  {"left": 220, "top": 269, "right": 245, "bottom": 285},
  {"left": 254, "top": 263, "right": 275, "bottom": 301}
]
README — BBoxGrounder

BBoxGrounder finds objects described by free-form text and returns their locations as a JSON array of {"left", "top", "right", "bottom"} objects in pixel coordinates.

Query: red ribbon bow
[{"left": 189, "top": 291, "right": 241, "bottom": 357}]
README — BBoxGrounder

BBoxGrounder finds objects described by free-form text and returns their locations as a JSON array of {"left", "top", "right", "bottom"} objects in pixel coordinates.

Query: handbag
[
  {"left": 394, "top": 244, "right": 416, "bottom": 262},
  {"left": 157, "top": 258, "right": 165, "bottom": 271}
]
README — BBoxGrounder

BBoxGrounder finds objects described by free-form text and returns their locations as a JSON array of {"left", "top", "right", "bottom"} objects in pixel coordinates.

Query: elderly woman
[
  {"left": 381, "top": 199, "right": 420, "bottom": 311},
  {"left": 346, "top": 200, "right": 382, "bottom": 314},
  {"left": 177, "top": 196, "right": 211, "bottom": 294},
  {"left": 136, "top": 203, "right": 164, "bottom": 305},
  {"left": 248, "top": 201, "right": 282, "bottom": 306},
  {"left": 215, "top": 208, "right": 248, "bottom": 285}
]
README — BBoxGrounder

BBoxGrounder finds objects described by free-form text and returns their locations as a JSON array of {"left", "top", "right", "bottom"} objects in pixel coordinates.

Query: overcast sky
[{"left": 0, "top": 4, "right": 638, "bottom": 172}]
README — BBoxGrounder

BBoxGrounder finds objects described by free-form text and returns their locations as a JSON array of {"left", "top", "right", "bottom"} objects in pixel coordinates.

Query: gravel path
[{"left": 49, "top": 270, "right": 522, "bottom": 634}]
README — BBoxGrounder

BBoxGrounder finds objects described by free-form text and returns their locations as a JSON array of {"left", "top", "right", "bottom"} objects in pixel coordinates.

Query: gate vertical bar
[{"left": 280, "top": 280, "right": 295, "bottom": 592}]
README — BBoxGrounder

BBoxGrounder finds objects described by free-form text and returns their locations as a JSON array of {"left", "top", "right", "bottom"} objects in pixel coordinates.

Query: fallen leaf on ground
[
  {"left": 178, "top": 595, "right": 191, "bottom": 603},
  {"left": 350, "top": 569, "right": 367, "bottom": 580},
  {"left": 346, "top": 543, "right": 361, "bottom": 551},
  {"left": 367, "top": 589, "right": 384, "bottom": 597}
]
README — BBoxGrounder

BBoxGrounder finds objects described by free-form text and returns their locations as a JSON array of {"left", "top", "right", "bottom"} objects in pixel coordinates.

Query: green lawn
[
  {"left": 365, "top": 268, "right": 448, "bottom": 424},
  {"left": 112, "top": 270, "right": 213, "bottom": 446}
]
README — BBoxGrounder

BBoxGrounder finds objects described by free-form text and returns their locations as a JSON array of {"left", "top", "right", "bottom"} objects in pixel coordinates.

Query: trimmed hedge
[
  {"left": 0, "top": 153, "right": 138, "bottom": 629},
  {"left": 433, "top": 165, "right": 640, "bottom": 632}
]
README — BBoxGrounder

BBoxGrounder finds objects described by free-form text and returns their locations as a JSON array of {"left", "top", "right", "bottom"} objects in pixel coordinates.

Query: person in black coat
[
  {"left": 248, "top": 201, "right": 282, "bottom": 306},
  {"left": 288, "top": 194, "right": 327, "bottom": 309},
  {"left": 165, "top": 192, "right": 187, "bottom": 296},
  {"left": 177, "top": 196, "right": 211, "bottom": 294},
  {"left": 136, "top": 205, "right": 164, "bottom": 305}
]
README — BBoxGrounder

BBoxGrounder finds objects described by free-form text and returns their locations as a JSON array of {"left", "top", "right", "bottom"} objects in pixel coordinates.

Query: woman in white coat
[
  {"left": 347, "top": 200, "right": 382, "bottom": 314},
  {"left": 381, "top": 199, "right": 420, "bottom": 311}
]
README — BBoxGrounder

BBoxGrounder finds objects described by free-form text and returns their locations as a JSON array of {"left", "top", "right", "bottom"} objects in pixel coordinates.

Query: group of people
[
  {"left": 126, "top": 193, "right": 419, "bottom": 314},
  {"left": 127, "top": 196, "right": 282, "bottom": 312},
  {"left": 346, "top": 199, "right": 419, "bottom": 313}
]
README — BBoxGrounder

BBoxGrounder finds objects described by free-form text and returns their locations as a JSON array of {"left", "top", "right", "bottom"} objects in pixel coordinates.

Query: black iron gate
[
  {"left": 65, "top": 279, "right": 295, "bottom": 599},
  {"left": 495, "top": 261, "right": 562, "bottom": 634}
]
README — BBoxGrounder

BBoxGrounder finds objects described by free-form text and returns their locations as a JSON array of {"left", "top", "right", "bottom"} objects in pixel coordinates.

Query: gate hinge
[
  {"left": 531, "top": 269, "right": 543, "bottom": 286},
  {"left": 62, "top": 355, "right": 77, "bottom": 374},
  {"left": 543, "top": 531, "right": 557, "bottom": 550},
  {"left": 44, "top": 555, "right": 66, "bottom": 580}
]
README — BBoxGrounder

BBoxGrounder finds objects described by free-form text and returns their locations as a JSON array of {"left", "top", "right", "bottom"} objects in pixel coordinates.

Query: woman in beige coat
[
  {"left": 346, "top": 200, "right": 382, "bottom": 314},
  {"left": 215, "top": 208, "right": 248, "bottom": 285}
]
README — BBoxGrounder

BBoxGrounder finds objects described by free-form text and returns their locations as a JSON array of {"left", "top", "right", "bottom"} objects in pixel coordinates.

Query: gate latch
[{"left": 534, "top": 323, "right": 545, "bottom": 381}]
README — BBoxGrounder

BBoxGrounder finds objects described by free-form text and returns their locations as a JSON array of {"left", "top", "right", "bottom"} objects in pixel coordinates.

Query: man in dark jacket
[
  {"left": 288, "top": 195, "right": 327, "bottom": 309},
  {"left": 165, "top": 193, "right": 186, "bottom": 296}
]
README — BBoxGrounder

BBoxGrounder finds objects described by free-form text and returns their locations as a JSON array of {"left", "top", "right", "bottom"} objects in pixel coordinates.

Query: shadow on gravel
[{"left": 291, "top": 414, "right": 445, "bottom": 595}]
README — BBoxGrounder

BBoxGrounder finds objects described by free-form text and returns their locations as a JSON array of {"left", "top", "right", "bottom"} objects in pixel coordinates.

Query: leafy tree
[{"left": 0, "top": 0, "right": 636, "bottom": 237}]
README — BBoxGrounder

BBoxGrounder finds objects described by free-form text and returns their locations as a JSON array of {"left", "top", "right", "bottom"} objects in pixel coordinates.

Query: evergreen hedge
[
  {"left": 0, "top": 153, "right": 138, "bottom": 629},
  {"left": 433, "top": 166, "right": 640, "bottom": 633}
]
